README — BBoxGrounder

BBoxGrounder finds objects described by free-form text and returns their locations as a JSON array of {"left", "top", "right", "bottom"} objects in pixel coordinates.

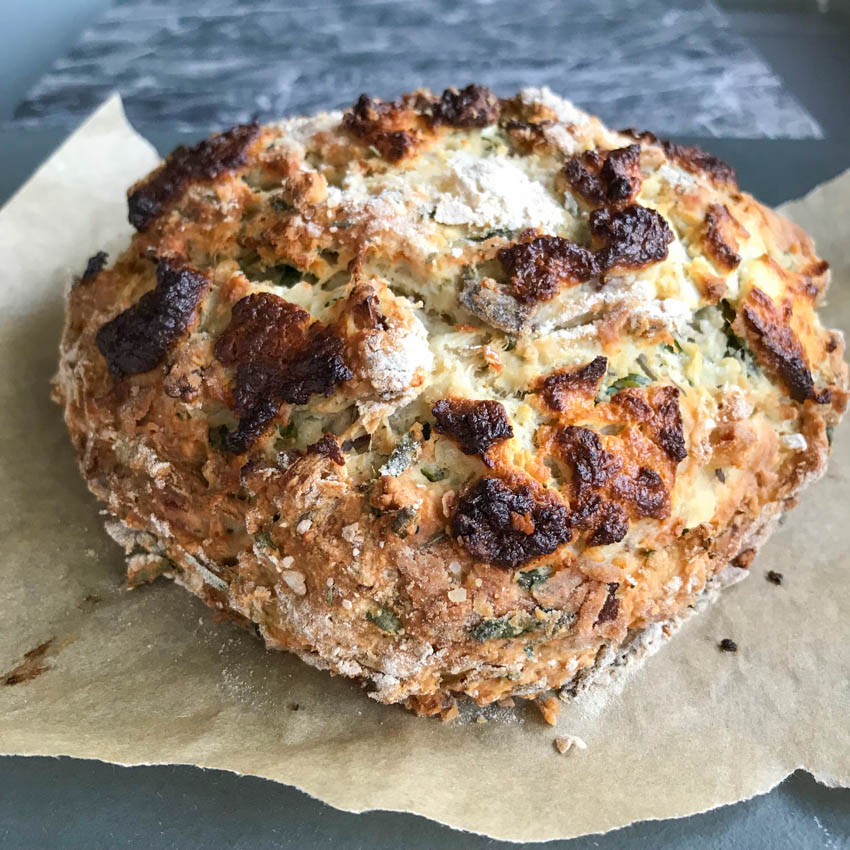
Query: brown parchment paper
[{"left": 0, "top": 96, "right": 848, "bottom": 843}]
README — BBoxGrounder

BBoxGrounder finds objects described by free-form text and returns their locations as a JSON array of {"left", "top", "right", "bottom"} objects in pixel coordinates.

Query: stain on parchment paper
[{"left": 2, "top": 636, "right": 75, "bottom": 685}]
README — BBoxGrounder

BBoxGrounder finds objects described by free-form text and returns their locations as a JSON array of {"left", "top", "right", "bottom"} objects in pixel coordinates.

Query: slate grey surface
[
  {"left": 1, "top": 759, "right": 849, "bottom": 850},
  {"left": 2, "top": 1, "right": 850, "bottom": 847},
  {"left": 11, "top": 0, "right": 823, "bottom": 138}
]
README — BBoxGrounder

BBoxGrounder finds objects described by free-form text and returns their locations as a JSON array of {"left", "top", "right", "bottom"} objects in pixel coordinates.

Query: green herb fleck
[
  {"left": 470, "top": 615, "right": 539, "bottom": 642},
  {"left": 598, "top": 373, "right": 652, "bottom": 401},
  {"left": 515, "top": 565, "right": 552, "bottom": 590},
  {"left": 826, "top": 425, "right": 834, "bottom": 446},
  {"left": 422, "top": 530, "right": 448, "bottom": 548},
  {"left": 380, "top": 432, "right": 422, "bottom": 477},
  {"left": 268, "top": 264, "right": 303, "bottom": 288},
  {"left": 334, "top": 218, "right": 355, "bottom": 229},
  {"left": 421, "top": 464, "right": 449, "bottom": 482},
  {"left": 278, "top": 421, "right": 298, "bottom": 441},
  {"left": 611, "top": 373, "right": 652, "bottom": 391},
  {"left": 523, "top": 645, "right": 535, "bottom": 659},
  {"left": 504, "top": 336, "right": 516, "bottom": 352},
  {"left": 468, "top": 228, "right": 515, "bottom": 243},
  {"left": 366, "top": 606, "right": 402, "bottom": 633},
  {"left": 270, "top": 196, "right": 291, "bottom": 213},
  {"left": 254, "top": 532, "right": 274, "bottom": 549},
  {"left": 391, "top": 506, "right": 419, "bottom": 538},
  {"left": 208, "top": 424, "right": 230, "bottom": 451},
  {"left": 720, "top": 300, "right": 760, "bottom": 375},
  {"left": 237, "top": 250, "right": 261, "bottom": 277}
]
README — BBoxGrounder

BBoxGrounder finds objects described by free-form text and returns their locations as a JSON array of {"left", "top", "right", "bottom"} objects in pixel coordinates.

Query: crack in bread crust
[{"left": 53, "top": 85, "right": 848, "bottom": 717}]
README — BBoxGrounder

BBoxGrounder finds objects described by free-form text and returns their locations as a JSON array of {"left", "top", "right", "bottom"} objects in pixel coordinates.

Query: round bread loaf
[{"left": 54, "top": 85, "right": 848, "bottom": 716}]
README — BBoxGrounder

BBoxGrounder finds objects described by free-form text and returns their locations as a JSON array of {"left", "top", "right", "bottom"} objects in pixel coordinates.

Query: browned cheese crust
[{"left": 53, "top": 85, "right": 848, "bottom": 717}]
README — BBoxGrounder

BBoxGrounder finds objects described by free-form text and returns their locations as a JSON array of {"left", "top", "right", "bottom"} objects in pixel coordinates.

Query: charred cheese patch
[
  {"left": 432, "top": 398, "right": 513, "bottom": 463},
  {"left": 539, "top": 356, "right": 607, "bottom": 412},
  {"left": 563, "top": 144, "right": 643, "bottom": 207},
  {"left": 128, "top": 123, "right": 261, "bottom": 231},
  {"left": 452, "top": 476, "right": 572, "bottom": 568},
  {"left": 736, "top": 287, "right": 830, "bottom": 405},
  {"left": 214, "top": 292, "right": 352, "bottom": 452},
  {"left": 624, "top": 129, "right": 738, "bottom": 188},
  {"left": 497, "top": 234, "right": 597, "bottom": 303},
  {"left": 95, "top": 260, "right": 210, "bottom": 376}
]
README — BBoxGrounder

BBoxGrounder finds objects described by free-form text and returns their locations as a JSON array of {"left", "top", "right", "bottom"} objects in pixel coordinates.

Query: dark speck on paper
[{"left": 2, "top": 639, "right": 56, "bottom": 685}]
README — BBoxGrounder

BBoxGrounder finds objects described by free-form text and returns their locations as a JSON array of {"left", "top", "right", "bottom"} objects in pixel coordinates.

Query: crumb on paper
[
  {"left": 732, "top": 549, "right": 756, "bottom": 568},
  {"left": 538, "top": 695, "right": 561, "bottom": 725},
  {"left": 441, "top": 702, "right": 459, "bottom": 723},
  {"left": 554, "top": 734, "right": 587, "bottom": 755},
  {"left": 719, "top": 638, "right": 738, "bottom": 653},
  {"left": 766, "top": 570, "right": 784, "bottom": 585},
  {"left": 282, "top": 570, "right": 307, "bottom": 595}
]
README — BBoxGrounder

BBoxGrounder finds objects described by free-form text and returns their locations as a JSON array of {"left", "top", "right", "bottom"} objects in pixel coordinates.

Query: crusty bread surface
[{"left": 54, "top": 85, "right": 848, "bottom": 716}]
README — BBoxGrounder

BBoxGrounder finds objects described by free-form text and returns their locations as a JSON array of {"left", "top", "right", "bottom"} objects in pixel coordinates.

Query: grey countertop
[{"left": 1, "top": 1, "right": 849, "bottom": 847}]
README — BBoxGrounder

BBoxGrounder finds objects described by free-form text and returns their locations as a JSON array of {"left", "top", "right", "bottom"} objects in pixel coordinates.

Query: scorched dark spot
[
  {"left": 432, "top": 398, "right": 513, "bottom": 461},
  {"left": 128, "top": 122, "right": 260, "bottom": 231},
  {"left": 452, "top": 477, "right": 571, "bottom": 569},
  {"left": 95, "top": 260, "right": 209, "bottom": 377},
  {"left": 214, "top": 292, "right": 351, "bottom": 453}
]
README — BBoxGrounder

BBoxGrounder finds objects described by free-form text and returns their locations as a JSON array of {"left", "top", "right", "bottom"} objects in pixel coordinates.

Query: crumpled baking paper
[{"left": 0, "top": 96, "right": 847, "bottom": 842}]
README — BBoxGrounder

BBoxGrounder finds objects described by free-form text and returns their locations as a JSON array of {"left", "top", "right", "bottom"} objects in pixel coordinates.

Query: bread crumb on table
[
  {"left": 554, "top": 734, "right": 587, "bottom": 754},
  {"left": 441, "top": 702, "right": 459, "bottom": 723},
  {"left": 537, "top": 695, "right": 561, "bottom": 725}
]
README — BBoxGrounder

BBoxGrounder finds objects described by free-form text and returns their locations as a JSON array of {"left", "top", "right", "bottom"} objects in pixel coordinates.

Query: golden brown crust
[
  {"left": 54, "top": 85, "right": 848, "bottom": 717},
  {"left": 736, "top": 287, "right": 831, "bottom": 404},
  {"left": 539, "top": 356, "right": 607, "bottom": 412},
  {"left": 623, "top": 128, "right": 738, "bottom": 188},
  {"left": 703, "top": 203, "right": 747, "bottom": 272}
]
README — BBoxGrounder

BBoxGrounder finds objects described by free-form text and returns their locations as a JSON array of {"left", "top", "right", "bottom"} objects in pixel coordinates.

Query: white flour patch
[
  {"left": 519, "top": 86, "right": 590, "bottom": 127},
  {"left": 433, "top": 151, "right": 566, "bottom": 233}
]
